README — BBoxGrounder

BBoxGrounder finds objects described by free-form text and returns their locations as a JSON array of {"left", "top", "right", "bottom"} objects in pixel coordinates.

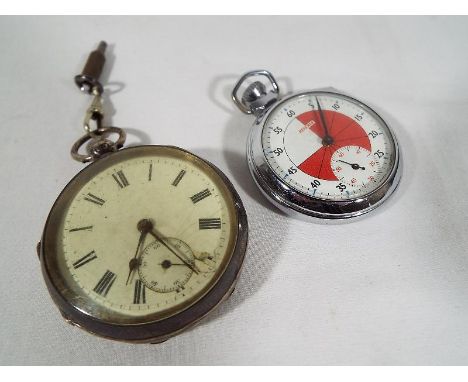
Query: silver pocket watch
[
  {"left": 38, "top": 42, "right": 248, "bottom": 343},
  {"left": 232, "top": 70, "right": 401, "bottom": 221}
]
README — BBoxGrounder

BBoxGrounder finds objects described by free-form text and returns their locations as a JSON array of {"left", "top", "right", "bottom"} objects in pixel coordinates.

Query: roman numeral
[
  {"left": 133, "top": 279, "right": 146, "bottom": 304},
  {"left": 112, "top": 170, "right": 130, "bottom": 188},
  {"left": 172, "top": 169, "right": 186, "bottom": 186},
  {"left": 69, "top": 225, "right": 93, "bottom": 233},
  {"left": 72, "top": 250, "right": 97, "bottom": 269},
  {"left": 84, "top": 193, "right": 105, "bottom": 206},
  {"left": 190, "top": 188, "right": 211, "bottom": 203},
  {"left": 93, "top": 270, "right": 117, "bottom": 297},
  {"left": 199, "top": 218, "right": 221, "bottom": 230},
  {"left": 148, "top": 163, "right": 153, "bottom": 181}
]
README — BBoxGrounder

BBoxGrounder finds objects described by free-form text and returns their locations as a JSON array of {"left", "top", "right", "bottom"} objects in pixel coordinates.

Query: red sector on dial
[{"left": 295, "top": 110, "right": 371, "bottom": 181}]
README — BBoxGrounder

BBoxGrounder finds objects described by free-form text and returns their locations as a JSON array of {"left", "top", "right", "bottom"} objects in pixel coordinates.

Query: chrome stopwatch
[{"left": 232, "top": 70, "right": 401, "bottom": 221}]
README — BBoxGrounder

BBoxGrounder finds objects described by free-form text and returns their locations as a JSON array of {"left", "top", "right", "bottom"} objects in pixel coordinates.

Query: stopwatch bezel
[{"left": 247, "top": 90, "right": 401, "bottom": 222}]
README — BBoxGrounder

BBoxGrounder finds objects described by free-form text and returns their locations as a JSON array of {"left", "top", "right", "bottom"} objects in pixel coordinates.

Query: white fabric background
[{"left": 0, "top": 16, "right": 467, "bottom": 365}]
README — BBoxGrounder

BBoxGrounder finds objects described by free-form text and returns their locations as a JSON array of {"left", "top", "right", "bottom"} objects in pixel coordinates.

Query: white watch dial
[
  {"left": 54, "top": 149, "right": 237, "bottom": 321},
  {"left": 261, "top": 92, "right": 396, "bottom": 200}
]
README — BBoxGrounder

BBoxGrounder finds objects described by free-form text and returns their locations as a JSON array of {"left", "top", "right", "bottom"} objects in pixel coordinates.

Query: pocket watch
[
  {"left": 232, "top": 70, "right": 401, "bottom": 221},
  {"left": 37, "top": 42, "right": 248, "bottom": 343}
]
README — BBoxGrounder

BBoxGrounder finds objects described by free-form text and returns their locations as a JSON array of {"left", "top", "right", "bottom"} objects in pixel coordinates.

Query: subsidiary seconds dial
[
  {"left": 262, "top": 92, "right": 395, "bottom": 201},
  {"left": 331, "top": 146, "right": 380, "bottom": 191}
]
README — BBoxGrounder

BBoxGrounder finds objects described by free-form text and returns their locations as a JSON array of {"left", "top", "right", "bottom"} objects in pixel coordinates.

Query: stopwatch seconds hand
[
  {"left": 316, "top": 97, "right": 333, "bottom": 146},
  {"left": 338, "top": 160, "right": 365, "bottom": 170}
]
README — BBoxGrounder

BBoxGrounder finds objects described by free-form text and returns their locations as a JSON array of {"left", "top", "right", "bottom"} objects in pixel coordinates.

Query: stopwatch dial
[
  {"left": 331, "top": 146, "right": 380, "bottom": 192},
  {"left": 262, "top": 92, "right": 395, "bottom": 200}
]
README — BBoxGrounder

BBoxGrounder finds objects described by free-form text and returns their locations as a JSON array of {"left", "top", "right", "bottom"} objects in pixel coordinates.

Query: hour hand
[{"left": 126, "top": 219, "right": 153, "bottom": 285}]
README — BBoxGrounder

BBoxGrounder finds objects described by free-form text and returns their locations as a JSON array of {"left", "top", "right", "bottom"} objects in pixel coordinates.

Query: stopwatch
[
  {"left": 232, "top": 70, "right": 401, "bottom": 221},
  {"left": 37, "top": 42, "right": 248, "bottom": 343}
]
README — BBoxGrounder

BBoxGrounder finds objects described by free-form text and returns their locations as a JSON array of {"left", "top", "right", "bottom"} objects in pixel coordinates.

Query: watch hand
[
  {"left": 125, "top": 232, "right": 146, "bottom": 285},
  {"left": 149, "top": 229, "right": 200, "bottom": 274},
  {"left": 126, "top": 219, "right": 153, "bottom": 285},
  {"left": 158, "top": 261, "right": 189, "bottom": 267},
  {"left": 338, "top": 159, "right": 365, "bottom": 170},
  {"left": 316, "top": 97, "right": 333, "bottom": 146}
]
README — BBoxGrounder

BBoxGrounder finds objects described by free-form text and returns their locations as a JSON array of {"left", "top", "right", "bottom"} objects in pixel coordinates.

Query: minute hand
[
  {"left": 149, "top": 230, "right": 199, "bottom": 274},
  {"left": 316, "top": 97, "right": 333, "bottom": 144}
]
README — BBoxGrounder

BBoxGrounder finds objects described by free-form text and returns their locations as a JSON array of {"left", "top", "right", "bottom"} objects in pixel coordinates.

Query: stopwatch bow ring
[{"left": 232, "top": 70, "right": 280, "bottom": 116}]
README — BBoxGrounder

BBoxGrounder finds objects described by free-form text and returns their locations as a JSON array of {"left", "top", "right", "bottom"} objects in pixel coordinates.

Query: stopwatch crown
[
  {"left": 232, "top": 70, "right": 280, "bottom": 115},
  {"left": 242, "top": 81, "right": 267, "bottom": 103}
]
